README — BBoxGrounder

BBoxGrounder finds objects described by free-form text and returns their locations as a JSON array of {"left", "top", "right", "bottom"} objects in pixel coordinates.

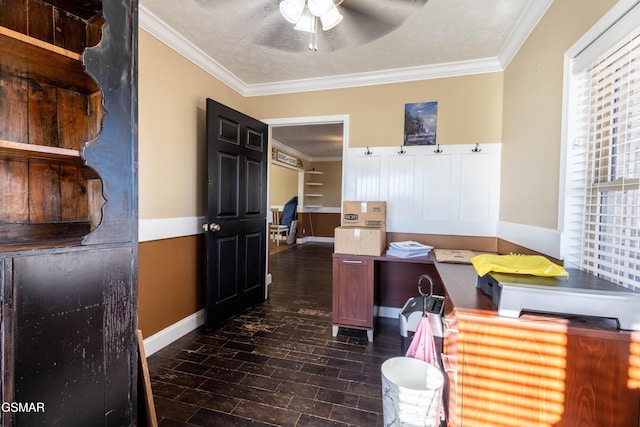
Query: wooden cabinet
[
  {"left": 0, "top": 0, "right": 138, "bottom": 425},
  {"left": 332, "top": 255, "right": 375, "bottom": 341},
  {"left": 437, "top": 263, "right": 640, "bottom": 427}
]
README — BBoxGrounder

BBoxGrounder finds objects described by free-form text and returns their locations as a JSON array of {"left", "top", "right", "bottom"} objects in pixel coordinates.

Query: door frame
[{"left": 262, "top": 114, "right": 350, "bottom": 297}]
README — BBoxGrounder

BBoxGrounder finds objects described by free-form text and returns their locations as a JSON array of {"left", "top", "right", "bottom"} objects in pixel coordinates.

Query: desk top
[
  {"left": 434, "top": 261, "right": 635, "bottom": 336},
  {"left": 333, "top": 251, "right": 435, "bottom": 264}
]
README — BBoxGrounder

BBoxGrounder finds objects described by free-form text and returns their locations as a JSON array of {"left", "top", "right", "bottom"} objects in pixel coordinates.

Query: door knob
[{"left": 202, "top": 223, "right": 221, "bottom": 232}]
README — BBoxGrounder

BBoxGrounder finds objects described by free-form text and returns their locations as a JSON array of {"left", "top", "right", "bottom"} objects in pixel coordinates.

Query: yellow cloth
[{"left": 471, "top": 254, "right": 569, "bottom": 277}]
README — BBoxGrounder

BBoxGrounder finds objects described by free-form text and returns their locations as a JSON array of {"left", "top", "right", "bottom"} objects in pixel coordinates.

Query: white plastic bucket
[{"left": 381, "top": 357, "right": 443, "bottom": 427}]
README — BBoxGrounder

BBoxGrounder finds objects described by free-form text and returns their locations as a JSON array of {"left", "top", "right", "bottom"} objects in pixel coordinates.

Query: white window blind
[{"left": 566, "top": 27, "right": 640, "bottom": 290}]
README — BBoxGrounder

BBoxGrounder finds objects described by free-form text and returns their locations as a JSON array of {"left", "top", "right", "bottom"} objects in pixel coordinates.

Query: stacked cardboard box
[{"left": 334, "top": 201, "right": 386, "bottom": 256}]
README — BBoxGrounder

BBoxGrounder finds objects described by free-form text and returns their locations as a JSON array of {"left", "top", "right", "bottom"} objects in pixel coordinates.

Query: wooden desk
[
  {"left": 331, "top": 252, "right": 443, "bottom": 341},
  {"left": 332, "top": 253, "right": 640, "bottom": 426},
  {"left": 436, "top": 262, "right": 640, "bottom": 427}
]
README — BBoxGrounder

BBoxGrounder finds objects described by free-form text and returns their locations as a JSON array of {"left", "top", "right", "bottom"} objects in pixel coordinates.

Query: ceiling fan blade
[
  {"left": 255, "top": 8, "right": 316, "bottom": 52},
  {"left": 338, "top": 0, "right": 405, "bottom": 43},
  {"left": 252, "top": 0, "right": 430, "bottom": 52}
]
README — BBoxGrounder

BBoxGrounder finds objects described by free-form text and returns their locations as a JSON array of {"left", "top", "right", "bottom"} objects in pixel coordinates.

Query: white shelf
[
  {"left": 305, "top": 182, "right": 323, "bottom": 186},
  {"left": 305, "top": 170, "right": 324, "bottom": 175},
  {"left": 305, "top": 205, "right": 323, "bottom": 208},
  {"left": 305, "top": 194, "right": 323, "bottom": 197}
]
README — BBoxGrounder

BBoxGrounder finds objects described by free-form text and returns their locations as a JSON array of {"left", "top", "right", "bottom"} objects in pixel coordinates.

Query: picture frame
[{"left": 404, "top": 102, "right": 438, "bottom": 145}]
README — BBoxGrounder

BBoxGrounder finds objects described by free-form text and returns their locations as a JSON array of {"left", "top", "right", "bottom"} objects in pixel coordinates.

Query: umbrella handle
[{"left": 417, "top": 274, "right": 434, "bottom": 298}]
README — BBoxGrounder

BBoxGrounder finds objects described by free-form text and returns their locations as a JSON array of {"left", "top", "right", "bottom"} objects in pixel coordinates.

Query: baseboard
[
  {"left": 296, "top": 236, "right": 335, "bottom": 244},
  {"left": 143, "top": 309, "right": 205, "bottom": 356},
  {"left": 378, "top": 306, "right": 401, "bottom": 319}
]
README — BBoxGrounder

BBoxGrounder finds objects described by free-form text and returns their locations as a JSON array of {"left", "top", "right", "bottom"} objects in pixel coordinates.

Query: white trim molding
[
  {"left": 139, "top": 3, "right": 551, "bottom": 97},
  {"left": 139, "top": 5, "right": 246, "bottom": 95},
  {"left": 497, "top": 221, "right": 562, "bottom": 259},
  {"left": 139, "top": 216, "right": 204, "bottom": 242},
  {"left": 498, "top": 0, "right": 554, "bottom": 69},
  {"left": 143, "top": 309, "right": 205, "bottom": 356}
]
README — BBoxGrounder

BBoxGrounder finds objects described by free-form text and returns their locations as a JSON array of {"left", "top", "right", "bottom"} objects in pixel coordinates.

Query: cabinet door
[
  {"left": 458, "top": 318, "right": 566, "bottom": 426},
  {"left": 457, "top": 317, "right": 639, "bottom": 427},
  {"left": 332, "top": 257, "right": 374, "bottom": 329},
  {"left": 4, "top": 248, "right": 135, "bottom": 426}
]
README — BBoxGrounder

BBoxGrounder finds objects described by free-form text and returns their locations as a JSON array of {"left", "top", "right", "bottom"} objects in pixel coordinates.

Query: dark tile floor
[{"left": 148, "top": 243, "right": 406, "bottom": 426}]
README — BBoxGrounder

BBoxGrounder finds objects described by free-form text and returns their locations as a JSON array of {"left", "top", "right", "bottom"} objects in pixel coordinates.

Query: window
[{"left": 563, "top": 3, "right": 640, "bottom": 291}]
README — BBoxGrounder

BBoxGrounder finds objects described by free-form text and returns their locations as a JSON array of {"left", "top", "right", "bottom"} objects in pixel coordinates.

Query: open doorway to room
[{"left": 264, "top": 115, "right": 349, "bottom": 258}]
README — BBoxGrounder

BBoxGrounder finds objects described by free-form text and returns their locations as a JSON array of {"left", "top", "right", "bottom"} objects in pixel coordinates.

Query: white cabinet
[{"left": 343, "top": 143, "right": 501, "bottom": 236}]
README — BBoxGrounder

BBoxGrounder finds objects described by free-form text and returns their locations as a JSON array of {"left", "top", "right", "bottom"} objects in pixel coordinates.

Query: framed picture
[{"left": 404, "top": 102, "right": 438, "bottom": 145}]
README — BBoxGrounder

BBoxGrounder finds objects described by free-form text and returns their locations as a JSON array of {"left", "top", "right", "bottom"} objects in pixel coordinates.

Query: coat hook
[
  {"left": 398, "top": 145, "right": 406, "bottom": 154},
  {"left": 434, "top": 144, "right": 442, "bottom": 153},
  {"left": 472, "top": 143, "right": 481, "bottom": 153},
  {"left": 365, "top": 146, "right": 372, "bottom": 155}
]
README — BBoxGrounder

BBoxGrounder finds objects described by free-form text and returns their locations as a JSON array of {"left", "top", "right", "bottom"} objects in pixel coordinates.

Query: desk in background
[{"left": 331, "top": 252, "right": 443, "bottom": 341}]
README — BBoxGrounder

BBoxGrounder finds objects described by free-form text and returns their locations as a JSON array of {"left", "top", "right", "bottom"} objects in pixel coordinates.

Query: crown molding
[
  {"left": 243, "top": 58, "right": 503, "bottom": 96},
  {"left": 139, "top": 2, "right": 550, "bottom": 97},
  {"left": 498, "top": 0, "right": 555, "bottom": 68},
  {"left": 139, "top": 5, "right": 247, "bottom": 94}
]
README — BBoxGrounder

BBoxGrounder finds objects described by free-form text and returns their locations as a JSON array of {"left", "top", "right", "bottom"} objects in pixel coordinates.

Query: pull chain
[{"left": 308, "top": 16, "right": 318, "bottom": 51}]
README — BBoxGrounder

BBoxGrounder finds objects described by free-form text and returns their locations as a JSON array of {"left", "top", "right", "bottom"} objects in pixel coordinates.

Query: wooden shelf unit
[
  {"left": 0, "top": 0, "right": 139, "bottom": 424},
  {"left": 0, "top": 26, "right": 99, "bottom": 94},
  {"left": 303, "top": 169, "right": 324, "bottom": 207},
  {"left": 0, "top": 13, "right": 104, "bottom": 252}
]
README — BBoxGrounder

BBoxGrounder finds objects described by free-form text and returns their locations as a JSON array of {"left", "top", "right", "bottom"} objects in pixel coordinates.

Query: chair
[
  {"left": 270, "top": 196, "right": 298, "bottom": 246},
  {"left": 270, "top": 208, "right": 290, "bottom": 245}
]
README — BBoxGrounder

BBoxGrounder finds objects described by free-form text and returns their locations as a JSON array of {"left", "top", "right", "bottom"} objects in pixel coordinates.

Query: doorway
[
  {"left": 263, "top": 115, "right": 349, "bottom": 285},
  {"left": 264, "top": 115, "right": 349, "bottom": 242}
]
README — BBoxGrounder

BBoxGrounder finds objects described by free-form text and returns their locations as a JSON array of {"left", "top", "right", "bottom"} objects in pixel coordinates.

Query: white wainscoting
[{"left": 343, "top": 143, "right": 502, "bottom": 236}]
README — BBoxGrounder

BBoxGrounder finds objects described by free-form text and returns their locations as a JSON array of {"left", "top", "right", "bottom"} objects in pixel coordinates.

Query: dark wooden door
[{"left": 204, "top": 99, "right": 268, "bottom": 329}]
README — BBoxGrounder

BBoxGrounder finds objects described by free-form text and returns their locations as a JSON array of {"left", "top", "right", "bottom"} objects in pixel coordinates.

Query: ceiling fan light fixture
[
  {"left": 307, "top": 0, "right": 333, "bottom": 17},
  {"left": 279, "top": 0, "right": 305, "bottom": 24},
  {"left": 293, "top": 8, "right": 317, "bottom": 33},
  {"left": 320, "top": 5, "right": 343, "bottom": 31}
]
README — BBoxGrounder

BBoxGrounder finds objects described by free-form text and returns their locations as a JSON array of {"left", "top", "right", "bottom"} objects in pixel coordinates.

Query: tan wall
[
  {"left": 138, "top": 30, "right": 248, "bottom": 220},
  {"left": 308, "top": 161, "right": 342, "bottom": 208},
  {"left": 247, "top": 73, "right": 504, "bottom": 149},
  {"left": 500, "top": 0, "right": 617, "bottom": 229},
  {"left": 270, "top": 163, "right": 299, "bottom": 206}
]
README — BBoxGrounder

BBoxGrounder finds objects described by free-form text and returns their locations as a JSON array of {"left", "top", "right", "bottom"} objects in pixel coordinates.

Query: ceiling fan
[{"left": 263, "top": 0, "right": 429, "bottom": 52}]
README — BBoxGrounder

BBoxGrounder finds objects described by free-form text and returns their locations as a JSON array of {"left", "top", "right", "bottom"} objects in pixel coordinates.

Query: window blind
[{"left": 566, "top": 29, "right": 640, "bottom": 290}]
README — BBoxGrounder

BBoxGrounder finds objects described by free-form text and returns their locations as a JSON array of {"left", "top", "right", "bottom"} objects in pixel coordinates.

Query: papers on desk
[{"left": 386, "top": 241, "right": 433, "bottom": 258}]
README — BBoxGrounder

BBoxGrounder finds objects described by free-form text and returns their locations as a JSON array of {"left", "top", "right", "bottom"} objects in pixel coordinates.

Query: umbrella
[{"left": 405, "top": 313, "right": 439, "bottom": 368}]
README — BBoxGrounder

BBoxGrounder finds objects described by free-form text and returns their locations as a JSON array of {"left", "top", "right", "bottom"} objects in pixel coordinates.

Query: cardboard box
[
  {"left": 342, "top": 201, "right": 386, "bottom": 227},
  {"left": 334, "top": 226, "right": 386, "bottom": 256}
]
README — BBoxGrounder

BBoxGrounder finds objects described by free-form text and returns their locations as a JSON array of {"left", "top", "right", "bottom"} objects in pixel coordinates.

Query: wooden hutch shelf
[
  {"left": 0, "top": 140, "right": 83, "bottom": 164},
  {"left": 0, "top": 26, "right": 99, "bottom": 94}
]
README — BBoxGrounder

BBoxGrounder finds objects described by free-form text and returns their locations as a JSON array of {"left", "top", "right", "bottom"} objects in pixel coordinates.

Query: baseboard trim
[
  {"left": 297, "top": 236, "right": 335, "bottom": 244},
  {"left": 378, "top": 306, "right": 401, "bottom": 319},
  {"left": 143, "top": 309, "right": 205, "bottom": 356}
]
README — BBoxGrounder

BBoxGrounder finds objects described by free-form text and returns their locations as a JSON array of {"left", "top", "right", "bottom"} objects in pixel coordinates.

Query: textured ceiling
[
  {"left": 272, "top": 123, "right": 344, "bottom": 160},
  {"left": 139, "top": 0, "right": 552, "bottom": 158}
]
